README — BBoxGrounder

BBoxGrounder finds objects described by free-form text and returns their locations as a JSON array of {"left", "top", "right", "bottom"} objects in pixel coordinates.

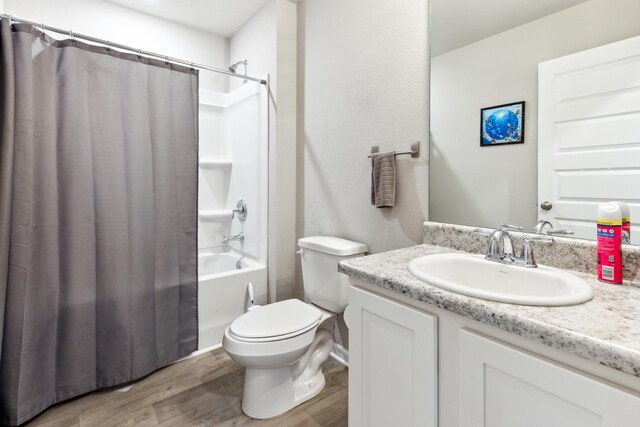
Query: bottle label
[
  {"left": 597, "top": 219, "right": 622, "bottom": 284},
  {"left": 621, "top": 216, "right": 631, "bottom": 244}
]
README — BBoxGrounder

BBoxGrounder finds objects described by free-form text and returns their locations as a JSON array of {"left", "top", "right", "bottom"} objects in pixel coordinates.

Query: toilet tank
[{"left": 298, "top": 236, "right": 368, "bottom": 313}]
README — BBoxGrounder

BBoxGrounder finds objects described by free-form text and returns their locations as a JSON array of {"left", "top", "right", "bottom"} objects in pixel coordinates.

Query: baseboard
[{"left": 176, "top": 343, "right": 223, "bottom": 363}]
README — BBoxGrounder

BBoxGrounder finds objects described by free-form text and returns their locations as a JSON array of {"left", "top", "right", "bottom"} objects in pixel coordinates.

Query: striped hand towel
[{"left": 371, "top": 151, "right": 396, "bottom": 208}]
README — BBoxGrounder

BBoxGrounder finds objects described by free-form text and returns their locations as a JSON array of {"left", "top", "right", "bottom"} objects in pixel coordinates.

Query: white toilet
[{"left": 222, "top": 236, "right": 367, "bottom": 419}]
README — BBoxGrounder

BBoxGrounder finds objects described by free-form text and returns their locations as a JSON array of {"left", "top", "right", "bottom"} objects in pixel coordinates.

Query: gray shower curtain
[{"left": 0, "top": 20, "right": 198, "bottom": 425}]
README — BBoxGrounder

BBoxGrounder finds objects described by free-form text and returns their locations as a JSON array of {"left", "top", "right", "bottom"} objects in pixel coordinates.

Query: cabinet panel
[
  {"left": 460, "top": 329, "right": 640, "bottom": 427},
  {"left": 349, "top": 286, "right": 437, "bottom": 427}
]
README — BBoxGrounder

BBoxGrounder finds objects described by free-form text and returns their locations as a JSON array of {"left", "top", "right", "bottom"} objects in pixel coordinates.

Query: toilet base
[
  {"left": 241, "top": 367, "right": 326, "bottom": 419},
  {"left": 241, "top": 328, "right": 334, "bottom": 419},
  {"left": 293, "top": 370, "right": 326, "bottom": 406}
]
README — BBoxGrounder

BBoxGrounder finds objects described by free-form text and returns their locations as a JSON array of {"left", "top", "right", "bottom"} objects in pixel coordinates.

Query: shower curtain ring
[
  {"left": 69, "top": 30, "right": 76, "bottom": 43},
  {"left": 165, "top": 56, "right": 170, "bottom": 66},
  {"left": 137, "top": 48, "right": 142, "bottom": 61},
  {"left": 41, "top": 23, "right": 45, "bottom": 35},
  {"left": 105, "top": 40, "right": 111, "bottom": 53}
]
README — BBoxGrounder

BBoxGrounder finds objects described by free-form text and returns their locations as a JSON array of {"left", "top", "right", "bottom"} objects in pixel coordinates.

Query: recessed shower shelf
[
  {"left": 199, "top": 101, "right": 225, "bottom": 109},
  {"left": 199, "top": 210, "right": 233, "bottom": 221},
  {"left": 199, "top": 159, "right": 233, "bottom": 169}
]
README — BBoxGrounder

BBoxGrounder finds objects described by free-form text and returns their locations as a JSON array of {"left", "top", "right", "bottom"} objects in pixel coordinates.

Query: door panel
[
  {"left": 460, "top": 329, "right": 640, "bottom": 427},
  {"left": 349, "top": 286, "right": 437, "bottom": 427}
]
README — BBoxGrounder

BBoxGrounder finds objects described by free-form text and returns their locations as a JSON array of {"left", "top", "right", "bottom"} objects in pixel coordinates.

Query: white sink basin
[{"left": 408, "top": 253, "right": 594, "bottom": 306}]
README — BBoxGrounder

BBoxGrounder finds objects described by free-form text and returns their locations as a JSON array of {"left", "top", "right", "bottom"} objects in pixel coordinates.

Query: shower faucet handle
[{"left": 232, "top": 199, "right": 247, "bottom": 222}]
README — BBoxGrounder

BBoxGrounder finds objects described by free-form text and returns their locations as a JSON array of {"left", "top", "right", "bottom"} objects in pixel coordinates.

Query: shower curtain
[{"left": 0, "top": 20, "right": 198, "bottom": 425}]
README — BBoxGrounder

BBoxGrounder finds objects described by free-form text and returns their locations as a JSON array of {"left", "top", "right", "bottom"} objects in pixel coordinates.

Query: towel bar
[{"left": 368, "top": 141, "right": 420, "bottom": 158}]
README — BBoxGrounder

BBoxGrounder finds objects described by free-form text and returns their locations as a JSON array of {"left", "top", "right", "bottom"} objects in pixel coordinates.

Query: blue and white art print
[{"left": 480, "top": 101, "right": 525, "bottom": 147}]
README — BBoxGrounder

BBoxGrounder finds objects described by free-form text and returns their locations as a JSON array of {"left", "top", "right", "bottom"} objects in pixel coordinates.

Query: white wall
[
  {"left": 273, "top": 1, "right": 298, "bottom": 300},
  {"left": 4, "top": 0, "right": 229, "bottom": 91},
  {"left": 430, "top": 0, "right": 640, "bottom": 230},
  {"left": 298, "top": 0, "right": 429, "bottom": 262},
  {"left": 229, "top": 1, "right": 277, "bottom": 92}
]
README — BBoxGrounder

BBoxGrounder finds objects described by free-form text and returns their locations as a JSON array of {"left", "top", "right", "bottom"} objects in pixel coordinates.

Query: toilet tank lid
[{"left": 298, "top": 236, "right": 368, "bottom": 256}]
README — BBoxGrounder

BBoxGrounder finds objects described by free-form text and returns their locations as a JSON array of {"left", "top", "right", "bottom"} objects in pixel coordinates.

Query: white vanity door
[
  {"left": 349, "top": 286, "right": 437, "bottom": 427},
  {"left": 460, "top": 329, "right": 640, "bottom": 427}
]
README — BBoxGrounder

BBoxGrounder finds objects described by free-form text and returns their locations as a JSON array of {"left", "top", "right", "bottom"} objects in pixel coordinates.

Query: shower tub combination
[{"left": 198, "top": 249, "right": 268, "bottom": 349}]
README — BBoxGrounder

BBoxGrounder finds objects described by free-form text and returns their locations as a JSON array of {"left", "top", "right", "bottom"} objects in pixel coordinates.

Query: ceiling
[
  {"left": 430, "top": 0, "right": 591, "bottom": 56},
  {"left": 102, "top": 0, "right": 592, "bottom": 54},
  {"left": 104, "top": 0, "right": 272, "bottom": 38}
]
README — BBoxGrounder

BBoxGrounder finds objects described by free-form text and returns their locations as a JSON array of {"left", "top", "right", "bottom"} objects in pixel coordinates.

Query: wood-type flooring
[{"left": 26, "top": 348, "right": 348, "bottom": 426}]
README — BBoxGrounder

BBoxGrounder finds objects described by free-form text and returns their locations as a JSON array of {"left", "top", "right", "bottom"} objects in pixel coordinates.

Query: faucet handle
[
  {"left": 546, "top": 229, "right": 574, "bottom": 236},
  {"left": 518, "top": 235, "right": 553, "bottom": 268},
  {"left": 232, "top": 199, "right": 248, "bottom": 222},
  {"left": 527, "top": 235, "right": 553, "bottom": 243},
  {"left": 472, "top": 228, "right": 492, "bottom": 236},
  {"left": 500, "top": 223, "right": 523, "bottom": 231}
]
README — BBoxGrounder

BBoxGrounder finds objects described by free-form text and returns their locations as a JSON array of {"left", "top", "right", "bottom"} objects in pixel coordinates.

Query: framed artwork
[{"left": 480, "top": 101, "right": 525, "bottom": 147}]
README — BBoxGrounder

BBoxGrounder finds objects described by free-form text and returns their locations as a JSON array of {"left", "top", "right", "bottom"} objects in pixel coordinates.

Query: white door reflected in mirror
[{"left": 537, "top": 36, "right": 640, "bottom": 245}]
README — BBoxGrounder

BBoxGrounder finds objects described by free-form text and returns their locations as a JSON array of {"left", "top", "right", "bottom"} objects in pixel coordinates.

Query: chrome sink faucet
[
  {"left": 222, "top": 232, "right": 244, "bottom": 245},
  {"left": 534, "top": 220, "right": 574, "bottom": 236},
  {"left": 475, "top": 224, "right": 552, "bottom": 268},
  {"left": 486, "top": 224, "right": 519, "bottom": 263},
  {"left": 534, "top": 220, "right": 553, "bottom": 234}
]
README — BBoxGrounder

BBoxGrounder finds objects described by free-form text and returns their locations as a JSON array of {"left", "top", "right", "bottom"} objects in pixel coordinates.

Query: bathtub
[{"left": 198, "top": 250, "right": 267, "bottom": 350}]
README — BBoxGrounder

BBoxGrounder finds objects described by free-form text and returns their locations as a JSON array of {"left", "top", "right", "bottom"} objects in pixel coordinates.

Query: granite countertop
[{"left": 339, "top": 244, "right": 640, "bottom": 378}]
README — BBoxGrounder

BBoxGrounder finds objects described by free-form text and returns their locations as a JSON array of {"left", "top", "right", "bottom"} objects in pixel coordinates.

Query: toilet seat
[{"left": 229, "top": 299, "right": 322, "bottom": 343}]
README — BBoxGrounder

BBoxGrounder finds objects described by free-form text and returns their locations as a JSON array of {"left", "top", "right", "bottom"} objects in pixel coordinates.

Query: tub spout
[{"left": 222, "top": 232, "right": 244, "bottom": 245}]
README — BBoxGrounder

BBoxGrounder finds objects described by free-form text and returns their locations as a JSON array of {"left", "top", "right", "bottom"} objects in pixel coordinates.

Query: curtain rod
[{"left": 1, "top": 14, "right": 268, "bottom": 86}]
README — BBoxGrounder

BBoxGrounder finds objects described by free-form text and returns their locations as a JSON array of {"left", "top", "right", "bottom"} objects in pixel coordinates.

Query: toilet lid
[{"left": 229, "top": 299, "right": 322, "bottom": 340}]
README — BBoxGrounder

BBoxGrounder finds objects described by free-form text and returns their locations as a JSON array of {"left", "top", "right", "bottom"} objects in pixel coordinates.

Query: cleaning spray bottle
[
  {"left": 597, "top": 202, "right": 623, "bottom": 284},
  {"left": 613, "top": 201, "right": 631, "bottom": 244}
]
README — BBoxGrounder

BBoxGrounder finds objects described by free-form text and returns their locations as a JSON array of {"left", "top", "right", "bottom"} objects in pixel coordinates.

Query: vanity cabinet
[
  {"left": 460, "top": 329, "right": 640, "bottom": 427},
  {"left": 349, "top": 286, "right": 438, "bottom": 427},
  {"left": 349, "top": 284, "right": 640, "bottom": 427}
]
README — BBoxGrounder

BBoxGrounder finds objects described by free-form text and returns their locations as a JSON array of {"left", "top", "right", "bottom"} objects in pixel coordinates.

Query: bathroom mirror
[{"left": 428, "top": 0, "right": 640, "bottom": 244}]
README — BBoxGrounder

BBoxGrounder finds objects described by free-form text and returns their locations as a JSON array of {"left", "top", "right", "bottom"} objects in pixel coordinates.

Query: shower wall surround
[{"left": 198, "top": 83, "right": 269, "bottom": 259}]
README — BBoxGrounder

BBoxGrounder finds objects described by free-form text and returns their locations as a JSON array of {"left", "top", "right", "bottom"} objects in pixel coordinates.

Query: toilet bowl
[
  {"left": 222, "top": 236, "right": 367, "bottom": 419},
  {"left": 223, "top": 299, "right": 334, "bottom": 419}
]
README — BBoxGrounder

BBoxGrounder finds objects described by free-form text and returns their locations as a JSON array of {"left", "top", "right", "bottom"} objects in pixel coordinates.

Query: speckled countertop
[{"left": 339, "top": 243, "right": 640, "bottom": 378}]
